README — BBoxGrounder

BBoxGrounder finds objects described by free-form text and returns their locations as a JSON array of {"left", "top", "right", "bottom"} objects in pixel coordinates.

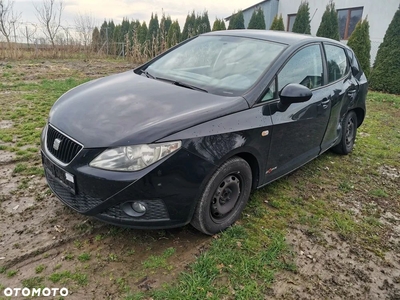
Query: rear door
[
  {"left": 320, "top": 43, "right": 359, "bottom": 152},
  {"left": 262, "top": 43, "right": 332, "bottom": 183}
]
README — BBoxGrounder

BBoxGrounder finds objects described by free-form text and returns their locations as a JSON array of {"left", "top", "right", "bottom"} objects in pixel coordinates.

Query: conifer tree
[
  {"left": 347, "top": 18, "right": 371, "bottom": 77},
  {"left": 167, "top": 20, "right": 181, "bottom": 48},
  {"left": 270, "top": 14, "right": 285, "bottom": 31},
  {"left": 228, "top": 10, "right": 245, "bottom": 29},
  {"left": 181, "top": 11, "right": 196, "bottom": 41},
  {"left": 292, "top": 1, "right": 311, "bottom": 34},
  {"left": 316, "top": 1, "right": 340, "bottom": 40},
  {"left": 248, "top": 8, "right": 266, "bottom": 29},
  {"left": 370, "top": 8, "right": 400, "bottom": 94},
  {"left": 212, "top": 18, "right": 226, "bottom": 31}
]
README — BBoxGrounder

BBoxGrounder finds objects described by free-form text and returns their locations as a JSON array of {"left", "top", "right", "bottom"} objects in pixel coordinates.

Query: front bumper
[{"left": 41, "top": 126, "right": 216, "bottom": 229}]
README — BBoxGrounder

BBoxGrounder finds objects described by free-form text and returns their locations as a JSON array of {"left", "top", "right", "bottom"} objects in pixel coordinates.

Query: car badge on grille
[{"left": 53, "top": 138, "right": 62, "bottom": 151}]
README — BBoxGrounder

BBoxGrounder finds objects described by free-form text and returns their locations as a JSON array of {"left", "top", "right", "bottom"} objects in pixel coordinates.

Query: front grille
[
  {"left": 45, "top": 169, "right": 103, "bottom": 213},
  {"left": 46, "top": 125, "right": 82, "bottom": 164},
  {"left": 102, "top": 200, "right": 170, "bottom": 221}
]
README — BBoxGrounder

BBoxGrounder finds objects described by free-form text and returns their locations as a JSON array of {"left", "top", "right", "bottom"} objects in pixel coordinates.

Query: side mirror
[{"left": 278, "top": 83, "right": 312, "bottom": 111}]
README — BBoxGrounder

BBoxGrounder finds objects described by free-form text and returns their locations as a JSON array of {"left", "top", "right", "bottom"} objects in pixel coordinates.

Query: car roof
[{"left": 202, "top": 29, "right": 344, "bottom": 47}]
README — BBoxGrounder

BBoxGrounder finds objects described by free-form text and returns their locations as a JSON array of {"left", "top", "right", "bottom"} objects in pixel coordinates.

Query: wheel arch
[{"left": 352, "top": 107, "right": 365, "bottom": 127}]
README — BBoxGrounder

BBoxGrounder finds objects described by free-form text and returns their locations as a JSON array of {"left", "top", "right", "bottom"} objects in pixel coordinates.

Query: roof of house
[{"left": 225, "top": 0, "right": 273, "bottom": 21}]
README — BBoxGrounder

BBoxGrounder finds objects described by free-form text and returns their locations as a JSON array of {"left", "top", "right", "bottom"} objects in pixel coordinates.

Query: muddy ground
[{"left": 0, "top": 60, "right": 399, "bottom": 299}]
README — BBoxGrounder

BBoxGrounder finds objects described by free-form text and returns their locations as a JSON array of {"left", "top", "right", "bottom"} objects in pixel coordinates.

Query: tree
[
  {"left": 160, "top": 13, "right": 172, "bottom": 43},
  {"left": 347, "top": 18, "right": 371, "bottom": 78},
  {"left": 167, "top": 20, "right": 180, "bottom": 48},
  {"left": 270, "top": 14, "right": 285, "bottom": 31},
  {"left": 181, "top": 11, "right": 196, "bottom": 41},
  {"left": 228, "top": 10, "right": 244, "bottom": 29},
  {"left": 138, "top": 21, "right": 147, "bottom": 45},
  {"left": 212, "top": 18, "right": 226, "bottom": 31},
  {"left": 370, "top": 8, "right": 400, "bottom": 94},
  {"left": 34, "top": 0, "right": 64, "bottom": 47},
  {"left": 91, "top": 26, "right": 100, "bottom": 51},
  {"left": 197, "top": 11, "right": 211, "bottom": 34},
  {"left": 0, "top": 0, "right": 20, "bottom": 43},
  {"left": 248, "top": 8, "right": 266, "bottom": 29},
  {"left": 316, "top": 0, "right": 340, "bottom": 40},
  {"left": 74, "top": 12, "right": 95, "bottom": 47},
  {"left": 147, "top": 13, "right": 159, "bottom": 41},
  {"left": 292, "top": 1, "right": 311, "bottom": 34}
]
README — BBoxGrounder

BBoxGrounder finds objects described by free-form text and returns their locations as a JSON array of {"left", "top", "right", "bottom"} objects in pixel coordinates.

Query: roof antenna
[{"left": 310, "top": 8, "right": 318, "bottom": 23}]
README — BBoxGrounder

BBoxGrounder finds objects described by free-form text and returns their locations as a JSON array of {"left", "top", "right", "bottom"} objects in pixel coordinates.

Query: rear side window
[
  {"left": 325, "top": 44, "right": 349, "bottom": 83},
  {"left": 278, "top": 44, "right": 323, "bottom": 91}
]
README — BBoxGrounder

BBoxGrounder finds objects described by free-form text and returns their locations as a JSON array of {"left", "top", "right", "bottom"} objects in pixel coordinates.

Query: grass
[
  {"left": 77, "top": 253, "right": 91, "bottom": 262},
  {"left": 142, "top": 247, "right": 176, "bottom": 270},
  {"left": 35, "top": 264, "right": 46, "bottom": 274},
  {"left": 22, "top": 276, "right": 44, "bottom": 289},
  {"left": 48, "top": 270, "right": 88, "bottom": 286}
]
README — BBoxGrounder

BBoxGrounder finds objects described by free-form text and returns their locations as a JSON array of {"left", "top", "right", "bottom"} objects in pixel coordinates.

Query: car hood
[{"left": 49, "top": 71, "right": 249, "bottom": 148}]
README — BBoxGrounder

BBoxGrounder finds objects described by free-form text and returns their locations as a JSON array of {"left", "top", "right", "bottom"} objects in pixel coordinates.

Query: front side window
[
  {"left": 278, "top": 44, "right": 323, "bottom": 91},
  {"left": 338, "top": 7, "right": 363, "bottom": 40},
  {"left": 325, "top": 44, "right": 349, "bottom": 83},
  {"left": 146, "top": 36, "right": 286, "bottom": 96}
]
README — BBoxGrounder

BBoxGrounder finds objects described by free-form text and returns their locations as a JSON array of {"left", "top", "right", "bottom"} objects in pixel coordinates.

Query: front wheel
[
  {"left": 191, "top": 157, "right": 252, "bottom": 235},
  {"left": 332, "top": 110, "right": 358, "bottom": 155}
]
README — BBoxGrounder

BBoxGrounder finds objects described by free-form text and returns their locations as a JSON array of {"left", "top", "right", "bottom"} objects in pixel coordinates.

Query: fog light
[
  {"left": 121, "top": 201, "right": 147, "bottom": 217},
  {"left": 132, "top": 201, "right": 146, "bottom": 214}
]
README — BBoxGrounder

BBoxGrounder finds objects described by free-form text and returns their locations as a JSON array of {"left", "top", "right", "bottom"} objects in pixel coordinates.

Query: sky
[{"left": 12, "top": 0, "right": 257, "bottom": 40}]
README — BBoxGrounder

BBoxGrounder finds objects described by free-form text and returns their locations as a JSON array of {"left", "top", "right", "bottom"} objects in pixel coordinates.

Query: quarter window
[
  {"left": 278, "top": 44, "right": 323, "bottom": 91},
  {"left": 325, "top": 44, "right": 349, "bottom": 83},
  {"left": 337, "top": 7, "right": 363, "bottom": 40}
]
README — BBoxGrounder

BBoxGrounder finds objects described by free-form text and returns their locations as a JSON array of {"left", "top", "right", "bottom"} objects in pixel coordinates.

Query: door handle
[
  {"left": 347, "top": 89, "right": 357, "bottom": 96},
  {"left": 321, "top": 98, "right": 330, "bottom": 109}
]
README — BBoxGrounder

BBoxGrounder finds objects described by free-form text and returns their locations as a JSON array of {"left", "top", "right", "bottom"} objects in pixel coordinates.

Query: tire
[
  {"left": 332, "top": 110, "right": 358, "bottom": 155},
  {"left": 191, "top": 157, "right": 252, "bottom": 235}
]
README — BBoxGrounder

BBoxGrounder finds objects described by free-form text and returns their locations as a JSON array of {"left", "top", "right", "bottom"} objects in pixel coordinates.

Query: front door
[{"left": 263, "top": 43, "right": 331, "bottom": 183}]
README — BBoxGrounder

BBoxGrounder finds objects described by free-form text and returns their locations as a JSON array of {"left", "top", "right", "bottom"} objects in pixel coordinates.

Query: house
[{"left": 225, "top": 0, "right": 399, "bottom": 64}]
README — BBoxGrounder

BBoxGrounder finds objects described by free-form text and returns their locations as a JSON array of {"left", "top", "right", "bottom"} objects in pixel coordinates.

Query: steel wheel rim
[
  {"left": 210, "top": 174, "right": 241, "bottom": 222},
  {"left": 345, "top": 117, "right": 355, "bottom": 147}
]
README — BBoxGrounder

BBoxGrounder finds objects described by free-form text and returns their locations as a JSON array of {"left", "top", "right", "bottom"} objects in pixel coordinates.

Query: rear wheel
[
  {"left": 332, "top": 111, "right": 357, "bottom": 155},
  {"left": 191, "top": 157, "right": 252, "bottom": 235}
]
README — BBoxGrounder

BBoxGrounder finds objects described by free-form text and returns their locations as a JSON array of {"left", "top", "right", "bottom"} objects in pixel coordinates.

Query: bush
[
  {"left": 292, "top": 1, "right": 311, "bottom": 34},
  {"left": 270, "top": 14, "right": 285, "bottom": 31},
  {"left": 347, "top": 18, "right": 371, "bottom": 78},
  {"left": 316, "top": 0, "right": 340, "bottom": 40},
  {"left": 369, "top": 9, "right": 400, "bottom": 94}
]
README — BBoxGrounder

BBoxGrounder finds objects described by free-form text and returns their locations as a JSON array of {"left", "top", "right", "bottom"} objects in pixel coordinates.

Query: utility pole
[
  {"left": 11, "top": 21, "right": 17, "bottom": 43},
  {"left": 25, "top": 25, "right": 29, "bottom": 46}
]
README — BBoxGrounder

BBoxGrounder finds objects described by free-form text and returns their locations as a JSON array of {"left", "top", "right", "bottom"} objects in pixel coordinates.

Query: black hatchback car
[{"left": 41, "top": 30, "right": 367, "bottom": 235}]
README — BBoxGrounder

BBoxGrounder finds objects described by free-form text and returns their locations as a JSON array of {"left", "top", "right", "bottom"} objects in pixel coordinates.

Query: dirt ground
[{"left": 0, "top": 60, "right": 399, "bottom": 299}]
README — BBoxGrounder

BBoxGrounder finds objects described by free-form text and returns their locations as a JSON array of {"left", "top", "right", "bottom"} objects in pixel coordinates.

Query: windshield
[{"left": 145, "top": 35, "right": 286, "bottom": 96}]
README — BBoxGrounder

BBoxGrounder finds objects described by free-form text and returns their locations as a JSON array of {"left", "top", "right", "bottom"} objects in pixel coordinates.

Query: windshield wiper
[
  {"left": 140, "top": 69, "right": 155, "bottom": 79},
  {"left": 173, "top": 81, "right": 208, "bottom": 93},
  {"left": 156, "top": 77, "right": 208, "bottom": 93}
]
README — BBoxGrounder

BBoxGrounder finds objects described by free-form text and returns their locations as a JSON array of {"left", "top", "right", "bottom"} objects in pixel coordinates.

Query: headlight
[{"left": 89, "top": 141, "right": 181, "bottom": 171}]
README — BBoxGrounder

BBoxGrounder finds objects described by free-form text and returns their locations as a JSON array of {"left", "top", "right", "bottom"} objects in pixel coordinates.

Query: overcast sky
[{"left": 14, "top": 0, "right": 256, "bottom": 30}]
